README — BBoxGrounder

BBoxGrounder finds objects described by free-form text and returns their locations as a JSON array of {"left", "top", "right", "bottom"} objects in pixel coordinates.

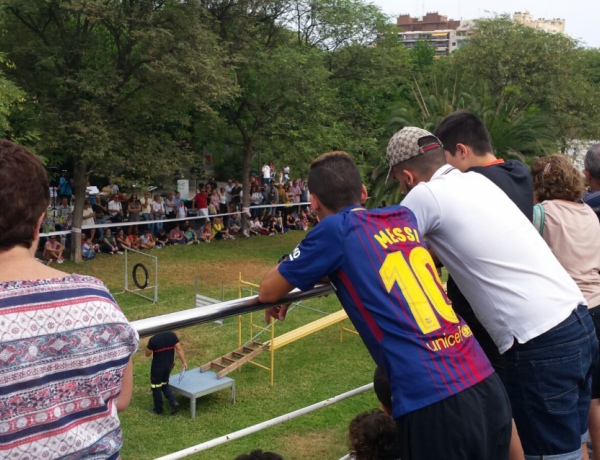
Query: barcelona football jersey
[{"left": 279, "top": 205, "right": 494, "bottom": 418}]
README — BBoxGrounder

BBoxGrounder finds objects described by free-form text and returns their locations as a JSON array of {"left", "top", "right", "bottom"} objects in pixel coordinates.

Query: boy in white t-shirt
[{"left": 386, "top": 127, "right": 598, "bottom": 460}]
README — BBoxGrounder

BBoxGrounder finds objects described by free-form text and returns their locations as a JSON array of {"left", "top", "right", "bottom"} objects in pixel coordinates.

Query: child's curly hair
[
  {"left": 348, "top": 409, "right": 399, "bottom": 460},
  {"left": 532, "top": 154, "right": 585, "bottom": 202}
]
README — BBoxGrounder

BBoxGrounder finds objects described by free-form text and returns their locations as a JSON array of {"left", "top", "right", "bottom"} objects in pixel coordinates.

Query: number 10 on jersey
[{"left": 379, "top": 246, "right": 458, "bottom": 334}]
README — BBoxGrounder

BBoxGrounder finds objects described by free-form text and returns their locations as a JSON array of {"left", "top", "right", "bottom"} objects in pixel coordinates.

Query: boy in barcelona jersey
[{"left": 259, "top": 151, "right": 511, "bottom": 460}]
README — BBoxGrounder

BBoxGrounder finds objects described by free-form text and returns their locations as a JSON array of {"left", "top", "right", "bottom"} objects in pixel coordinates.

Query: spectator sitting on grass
[
  {"left": 169, "top": 223, "right": 186, "bottom": 245},
  {"left": 116, "top": 228, "right": 132, "bottom": 251},
  {"left": 248, "top": 217, "right": 261, "bottom": 236},
  {"left": 201, "top": 222, "right": 214, "bottom": 243},
  {"left": 82, "top": 236, "right": 95, "bottom": 260},
  {"left": 128, "top": 228, "right": 141, "bottom": 250},
  {"left": 212, "top": 217, "right": 233, "bottom": 240},
  {"left": 139, "top": 229, "right": 156, "bottom": 249},
  {"left": 183, "top": 221, "right": 198, "bottom": 244},
  {"left": 156, "top": 228, "right": 169, "bottom": 247},
  {"left": 348, "top": 409, "right": 400, "bottom": 460},
  {"left": 101, "top": 228, "right": 121, "bottom": 254},
  {"left": 235, "top": 450, "right": 283, "bottom": 460},
  {"left": 43, "top": 235, "right": 64, "bottom": 265},
  {"left": 228, "top": 213, "right": 242, "bottom": 234}
]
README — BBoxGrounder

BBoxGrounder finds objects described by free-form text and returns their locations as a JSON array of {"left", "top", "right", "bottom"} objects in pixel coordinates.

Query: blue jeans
[
  {"left": 504, "top": 305, "right": 599, "bottom": 460},
  {"left": 96, "top": 217, "right": 107, "bottom": 239},
  {"left": 153, "top": 215, "right": 164, "bottom": 235}
]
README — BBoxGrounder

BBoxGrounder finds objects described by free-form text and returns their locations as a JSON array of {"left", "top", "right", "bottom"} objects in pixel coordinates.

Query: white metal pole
[{"left": 155, "top": 383, "right": 373, "bottom": 460}]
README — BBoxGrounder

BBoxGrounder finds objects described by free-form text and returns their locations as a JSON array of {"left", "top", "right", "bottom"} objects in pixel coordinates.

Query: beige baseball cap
[{"left": 385, "top": 127, "right": 442, "bottom": 182}]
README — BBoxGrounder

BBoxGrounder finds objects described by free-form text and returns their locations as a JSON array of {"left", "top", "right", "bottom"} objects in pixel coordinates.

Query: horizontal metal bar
[
  {"left": 155, "top": 383, "right": 373, "bottom": 460},
  {"left": 131, "top": 284, "right": 335, "bottom": 338}
]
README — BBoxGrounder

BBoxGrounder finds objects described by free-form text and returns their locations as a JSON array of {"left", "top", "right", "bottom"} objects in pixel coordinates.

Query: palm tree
[{"left": 367, "top": 81, "right": 557, "bottom": 207}]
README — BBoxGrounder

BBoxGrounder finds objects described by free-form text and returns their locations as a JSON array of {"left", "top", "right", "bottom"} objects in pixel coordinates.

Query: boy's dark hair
[
  {"left": 434, "top": 110, "right": 493, "bottom": 156},
  {"left": 348, "top": 409, "right": 400, "bottom": 460},
  {"left": 373, "top": 367, "right": 392, "bottom": 412},
  {"left": 392, "top": 136, "right": 445, "bottom": 177},
  {"left": 234, "top": 450, "right": 284, "bottom": 460},
  {"left": 0, "top": 139, "right": 50, "bottom": 251},
  {"left": 308, "top": 151, "right": 362, "bottom": 212}
]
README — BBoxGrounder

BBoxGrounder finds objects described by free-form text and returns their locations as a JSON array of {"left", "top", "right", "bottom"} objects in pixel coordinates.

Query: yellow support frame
[{"left": 237, "top": 272, "right": 354, "bottom": 386}]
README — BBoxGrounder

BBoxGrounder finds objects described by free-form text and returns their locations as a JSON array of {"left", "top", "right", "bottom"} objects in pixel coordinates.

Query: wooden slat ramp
[{"left": 201, "top": 310, "right": 349, "bottom": 379}]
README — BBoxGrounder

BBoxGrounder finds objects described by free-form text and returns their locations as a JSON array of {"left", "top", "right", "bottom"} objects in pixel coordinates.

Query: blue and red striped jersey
[{"left": 279, "top": 205, "right": 494, "bottom": 418}]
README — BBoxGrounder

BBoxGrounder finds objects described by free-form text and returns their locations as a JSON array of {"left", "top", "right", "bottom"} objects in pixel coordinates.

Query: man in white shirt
[
  {"left": 386, "top": 127, "right": 598, "bottom": 460},
  {"left": 108, "top": 195, "right": 123, "bottom": 223},
  {"left": 262, "top": 164, "right": 271, "bottom": 185}
]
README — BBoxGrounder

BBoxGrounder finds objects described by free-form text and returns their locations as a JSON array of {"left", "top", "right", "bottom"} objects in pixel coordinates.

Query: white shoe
[
  {"left": 187, "top": 241, "right": 193, "bottom": 245},
  {"left": 117, "top": 251, "right": 124, "bottom": 255}
]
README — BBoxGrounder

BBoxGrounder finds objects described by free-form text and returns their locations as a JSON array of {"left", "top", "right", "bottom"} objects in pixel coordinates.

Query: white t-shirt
[
  {"left": 401, "top": 165, "right": 585, "bottom": 354},
  {"left": 108, "top": 200, "right": 121, "bottom": 217},
  {"left": 152, "top": 201, "right": 164, "bottom": 215},
  {"left": 262, "top": 165, "right": 271, "bottom": 179},
  {"left": 82, "top": 208, "right": 95, "bottom": 226}
]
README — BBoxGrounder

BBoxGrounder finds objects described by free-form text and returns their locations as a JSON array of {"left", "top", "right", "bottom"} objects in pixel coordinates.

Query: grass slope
[{"left": 59, "top": 232, "right": 377, "bottom": 459}]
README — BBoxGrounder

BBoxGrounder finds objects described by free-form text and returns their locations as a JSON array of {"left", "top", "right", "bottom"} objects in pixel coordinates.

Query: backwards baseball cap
[{"left": 385, "top": 127, "right": 442, "bottom": 182}]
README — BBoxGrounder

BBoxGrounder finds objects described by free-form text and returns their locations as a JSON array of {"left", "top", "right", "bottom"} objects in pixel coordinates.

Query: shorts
[
  {"left": 504, "top": 305, "right": 599, "bottom": 460},
  {"left": 395, "top": 373, "right": 511, "bottom": 460}
]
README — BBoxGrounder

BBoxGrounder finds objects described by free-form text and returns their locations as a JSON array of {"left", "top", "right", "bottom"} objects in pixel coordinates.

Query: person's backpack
[{"left": 533, "top": 203, "right": 546, "bottom": 236}]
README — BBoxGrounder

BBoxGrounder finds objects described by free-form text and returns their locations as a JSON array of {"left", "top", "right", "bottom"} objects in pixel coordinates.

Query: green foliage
[{"left": 408, "top": 40, "right": 436, "bottom": 73}]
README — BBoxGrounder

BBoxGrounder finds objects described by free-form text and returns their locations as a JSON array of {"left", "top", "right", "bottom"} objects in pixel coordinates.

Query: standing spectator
[
  {"left": 250, "top": 185, "right": 263, "bottom": 217},
  {"left": 218, "top": 187, "right": 228, "bottom": 215},
  {"left": 94, "top": 193, "right": 108, "bottom": 237},
  {"left": 164, "top": 193, "right": 176, "bottom": 232},
  {"left": 262, "top": 164, "right": 271, "bottom": 184},
  {"left": 291, "top": 179, "right": 302, "bottom": 212},
  {"left": 43, "top": 235, "right": 65, "bottom": 264},
  {"left": 82, "top": 199, "right": 96, "bottom": 227},
  {"left": 108, "top": 195, "right": 123, "bottom": 223},
  {"left": 0, "top": 140, "right": 138, "bottom": 459},
  {"left": 173, "top": 192, "right": 182, "bottom": 213},
  {"left": 209, "top": 189, "right": 219, "bottom": 217},
  {"left": 208, "top": 176, "right": 218, "bottom": 192},
  {"left": 300, "top": 182, "right": 309, "bottom": 210},
  {"left": 283, "top": 164, "right": 290, "bottom": 182},
  {"left": 139, "top": 229, "right": 156, "bottom": 249},
  {"left": 145, "top": 332, "right": 186, "bottom": 415},
  {"left": 176, "top": 200, "right": 188, "bottom": 220},
  {"left": 107, "top": 179, "right": 119, "bottom": 196},
  {"left": 231, "top": 181, "right": 242, "bottom": 211},
  {"left": 152, "top": 195, "right": 165, "bottom": 235},
  {"left": 388, "top": 127, "right": 597, "bottom": 460},
  {"left": 277, "top": 170, "right": 283, "bottom": 185},
  {"left": 128, "top": 194, "right": 142, "bottom": 226},
  {"left": 532, "top": 154, "right": 600, "bottom": 458},
  {"left": 169, "top": 224, "right": 186, "bottom": 245},
  {"left": 141, "top": 192, "right": 153, "bottom": 230},
  {"left": 582, "top": 144, "right": 600, "bottom": 220},
  {"left": 56, "top": 197, "right": 73, "bottom": 248},
  {"left": 260, "top": 151, "right": 511, "bottom": 460},
  {"left": 269, "top": 161, "right": 275, "bottom": 179},
  {"left": 101, "top": 228, "right": 120, "bottom": 254},
  {"left": 192, "top": 187, "right": 209, "bottom": 223},
  {"left": 268, "top": 185, "right": 279, "bottom": 215},
  {"left": 225, "top": 180, "right": 234, "bottom": 206},
  {"left": 58, "top": 171, "right": 73, "bottom": 203}
]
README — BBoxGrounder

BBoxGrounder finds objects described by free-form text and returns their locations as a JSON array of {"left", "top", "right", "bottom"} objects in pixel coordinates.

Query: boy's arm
[{"left": 174, "top": 342, "right": 187, "bottom": 367}]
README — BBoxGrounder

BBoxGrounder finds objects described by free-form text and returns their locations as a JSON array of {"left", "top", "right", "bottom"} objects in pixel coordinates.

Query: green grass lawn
[{"left": 59, "top": 232, "right": 377, "bottom": 459}]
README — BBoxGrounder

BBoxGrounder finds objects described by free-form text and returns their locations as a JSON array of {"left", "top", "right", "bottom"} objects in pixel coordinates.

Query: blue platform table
[{"left": 169, "top": 368, "right": 235, "bottom": 419}]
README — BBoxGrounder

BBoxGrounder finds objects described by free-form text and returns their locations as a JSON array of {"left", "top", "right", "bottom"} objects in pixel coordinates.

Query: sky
[{"left": 370, "top": 0, "right": 600, "bottom": 48}]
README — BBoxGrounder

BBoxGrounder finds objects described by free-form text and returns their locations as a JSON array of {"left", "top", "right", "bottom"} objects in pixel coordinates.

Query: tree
[
  {"left": 0, "top": 0, "right": 233, "bottom": 261},
  {"left": 367, "top": 81, "right": 557, "bottom": 206},
  {"left": 451, "top": 16, "right": 600, "bottom": 141}
]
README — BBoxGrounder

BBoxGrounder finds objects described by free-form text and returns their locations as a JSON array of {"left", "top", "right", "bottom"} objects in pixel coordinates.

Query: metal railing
[{"left": 130, "top": 284, "right": 335, "bottom": 338}]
